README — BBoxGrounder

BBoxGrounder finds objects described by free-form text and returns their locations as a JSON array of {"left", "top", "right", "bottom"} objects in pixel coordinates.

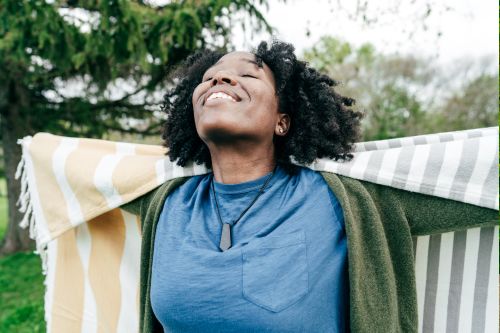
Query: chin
[
  {"left": 198, "top": 122, "right": 257, "bottom": 145},
  {"left": 197, "top": 113, "right": 235, "bottom": 133},
  {"left": 198, "top": 126, "right": 239, "bottom": 143}
]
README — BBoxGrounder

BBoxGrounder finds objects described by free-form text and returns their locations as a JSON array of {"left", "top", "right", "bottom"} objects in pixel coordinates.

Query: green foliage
[
  {"left": 367, "top": 85, "right": 425, "bottom": 140},
  {"left": 304, "top": 36, "right": 431, "bottom": 140},
  {"left": 303, "top": 36, "right": 498, "bottom": 140},
  {"left": 0, "top": 0, "right": 273, "bottom": 138},
  {"left": 0, "top": 252, "right": 45, "bottom": 332},
  {"left": 302, "top": 36, "right": 352, "bottom": 72},
  {"left": 429, "top": 74, "right": 498, "bottom": 131},
  {"left": 0, "top": 0, "right": 276, "bottom": 254}
]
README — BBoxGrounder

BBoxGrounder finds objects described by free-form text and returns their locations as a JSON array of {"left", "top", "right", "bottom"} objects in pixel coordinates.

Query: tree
[
  {"left": 302, "top": 36, "right": 497, "bottom": 141},
  {"left": 428, "top": 73, "right": 498, "bottom": 133},
  {"left": 303, "top": 36, "right": 434, "bottom": 140},
  {"left": 0, "top": 0, "right": 274, "bottom": 254}
]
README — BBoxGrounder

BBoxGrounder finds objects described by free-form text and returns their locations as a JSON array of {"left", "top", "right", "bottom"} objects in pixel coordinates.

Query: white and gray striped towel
[{"left": 17, "top": 126, "right": 498, "bottom": 333}]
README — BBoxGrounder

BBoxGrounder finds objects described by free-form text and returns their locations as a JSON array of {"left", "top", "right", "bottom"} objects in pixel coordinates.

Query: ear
[{"left": 275, "top": 113, "right": 291, "bottom": 136}]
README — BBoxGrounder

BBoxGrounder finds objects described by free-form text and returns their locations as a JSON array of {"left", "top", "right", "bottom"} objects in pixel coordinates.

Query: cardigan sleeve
[
  {"left": 388, "top": 184, "right": 498, "bottom": 236},
  {"left": 342, "top": 175, "right": 498, "bottom": 236},
  {"left": 121, "top": 188, "right": 157, "bottom": 223},
  {"left": 321, "top": 172, "right": 497, "bottom": 236},
  {"left": 319, "top": 171, "right": 497, "bottom": 332}
]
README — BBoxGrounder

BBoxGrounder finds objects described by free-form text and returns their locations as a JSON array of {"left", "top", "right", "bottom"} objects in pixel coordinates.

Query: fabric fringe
[
  {"left": 16, "top": 137, "right": 48, "bottom": 274},
  {"left": 16, "top": 138, "right": 50, "bottom": 331}
]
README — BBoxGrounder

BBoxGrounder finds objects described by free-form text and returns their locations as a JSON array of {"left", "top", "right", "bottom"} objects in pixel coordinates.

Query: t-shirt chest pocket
[{"left": 241, "top": 229, "right": 309, "bottom": 313}]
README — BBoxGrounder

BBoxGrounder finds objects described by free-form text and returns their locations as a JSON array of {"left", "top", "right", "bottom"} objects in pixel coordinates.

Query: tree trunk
[{"left": 0, "top": 81, "right": 34, "bottom": 255}]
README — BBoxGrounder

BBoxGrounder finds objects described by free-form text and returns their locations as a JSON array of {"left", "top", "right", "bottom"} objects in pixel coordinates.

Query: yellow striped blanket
[{"left": 16, "top": 127, "right": 498, "bottom": 333}]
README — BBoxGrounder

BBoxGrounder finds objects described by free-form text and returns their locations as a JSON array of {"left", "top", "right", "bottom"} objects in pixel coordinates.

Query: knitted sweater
[{"left": 123, "top": 171, "right": 497, "bottom": 333}]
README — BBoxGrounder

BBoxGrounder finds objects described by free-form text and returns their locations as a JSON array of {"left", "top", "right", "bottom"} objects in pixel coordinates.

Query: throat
[
  {"left": 212, "top": 154, "right": 276, "bottom": 184},
  {"left": 213, "top": 163, "right": 276, "bottom": 184},
  {"left": 207, "top": 141, "right": 276, "bottom": 184}
]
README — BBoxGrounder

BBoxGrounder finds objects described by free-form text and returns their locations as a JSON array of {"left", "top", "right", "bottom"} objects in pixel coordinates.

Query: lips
[{"left": 204, "top": 89, "right": 241, "bottom": 104}]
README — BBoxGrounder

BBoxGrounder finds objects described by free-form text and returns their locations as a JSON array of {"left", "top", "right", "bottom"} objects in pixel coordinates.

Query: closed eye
[
  {"left": 242, "top": 74, "right": 257, "bottom": 78},
  {"left": 203, "top": 77, "right": 212, "bottom": 82}
]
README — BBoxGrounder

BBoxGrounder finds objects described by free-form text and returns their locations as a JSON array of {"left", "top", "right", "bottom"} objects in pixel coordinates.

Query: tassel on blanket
[
  {"left": 14, "top": 153, "right": 24, "bottom": 180},
  {"left": 15, "top": 137, "right": 49, "bottom": 274},
  {"left": 15, "top": 142, "right": 32, "bottom": 228}
]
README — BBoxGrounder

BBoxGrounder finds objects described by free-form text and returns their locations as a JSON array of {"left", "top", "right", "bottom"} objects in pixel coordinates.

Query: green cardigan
[{"left": 123, "top": 172, "right": 497, "bottom": 333}]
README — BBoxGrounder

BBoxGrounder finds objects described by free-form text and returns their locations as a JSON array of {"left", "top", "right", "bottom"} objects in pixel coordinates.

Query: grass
[
  {"left": 0, "top": 178, "right": 45, "bottom": 332},
  {"left": 0, "top": 252, "right": 45, "bottom": 332}
]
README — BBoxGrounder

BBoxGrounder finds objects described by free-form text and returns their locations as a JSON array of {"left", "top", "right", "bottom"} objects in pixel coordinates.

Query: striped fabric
[{"left": 16, "top": 127, "right": 498, "bottom": 333}]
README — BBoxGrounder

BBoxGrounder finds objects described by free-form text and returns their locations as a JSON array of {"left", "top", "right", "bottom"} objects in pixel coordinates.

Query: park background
[{"left": 0, "top": 0, "right": 497, "bottom": 331}]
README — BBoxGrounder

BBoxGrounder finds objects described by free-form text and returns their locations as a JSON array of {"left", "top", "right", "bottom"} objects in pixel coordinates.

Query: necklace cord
[{"left": 211, "top": 166, "right": 277, "bottom": 226}]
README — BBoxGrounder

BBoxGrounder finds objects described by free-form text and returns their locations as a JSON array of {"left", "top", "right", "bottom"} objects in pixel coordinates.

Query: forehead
[{"left": 215, "top": 51, "right": 258, "bottom": 66}]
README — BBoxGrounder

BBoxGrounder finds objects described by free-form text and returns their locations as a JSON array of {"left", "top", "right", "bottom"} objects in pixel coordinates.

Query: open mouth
[{"left": 206, "top": 91, "right": 238, "bottom": 102}]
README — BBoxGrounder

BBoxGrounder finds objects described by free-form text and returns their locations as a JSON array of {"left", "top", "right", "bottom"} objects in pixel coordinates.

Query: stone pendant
[{"left": 219, "top": 223, "right": 232, "bottom": 251}]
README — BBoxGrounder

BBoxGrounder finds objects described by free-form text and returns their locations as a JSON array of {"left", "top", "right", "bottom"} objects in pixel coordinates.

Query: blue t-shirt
[{"left": 151, "top": 165, "right": 348, "bottom": 332}]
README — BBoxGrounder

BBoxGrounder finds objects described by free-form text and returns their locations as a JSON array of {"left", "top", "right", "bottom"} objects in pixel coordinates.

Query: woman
[{"left": 124, "top": 40, "right": 496, "bottom": 332}]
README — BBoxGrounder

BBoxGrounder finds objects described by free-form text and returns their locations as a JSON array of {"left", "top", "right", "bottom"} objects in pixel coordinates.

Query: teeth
[{"left": 207, "top": 92, "right": 236, "bottom": 102}]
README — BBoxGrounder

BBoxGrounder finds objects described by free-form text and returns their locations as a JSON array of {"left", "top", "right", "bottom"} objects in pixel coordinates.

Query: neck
[{"left": 208, "top": 142, "right": 276, "bottom": 184}]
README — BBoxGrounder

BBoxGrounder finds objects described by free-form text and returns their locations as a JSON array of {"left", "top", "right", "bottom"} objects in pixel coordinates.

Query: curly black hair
[{"left": 161, "top": 40, "right": 362, "bottom": 170}]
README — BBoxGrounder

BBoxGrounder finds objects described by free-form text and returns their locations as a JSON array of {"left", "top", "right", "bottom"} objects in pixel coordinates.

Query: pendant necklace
[{"left": 211, "top": 166, "right": 277, "bottom": 252}]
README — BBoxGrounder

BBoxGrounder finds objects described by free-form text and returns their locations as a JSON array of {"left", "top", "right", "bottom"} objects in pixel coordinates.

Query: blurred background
[{"left": 0, "top": 0, "right": 497, "bottom": 330}]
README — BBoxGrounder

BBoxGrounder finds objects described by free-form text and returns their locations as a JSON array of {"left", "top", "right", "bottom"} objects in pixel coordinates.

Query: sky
[{"left": 230, "top": 0, "right": 498, "bottom": 65}]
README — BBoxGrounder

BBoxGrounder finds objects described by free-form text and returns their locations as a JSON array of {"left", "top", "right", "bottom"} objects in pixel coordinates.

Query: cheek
[
  {"left": 250, "top": 89, "right": 279, "bottom": 131},
  {"left": 255, "top": 89, "right": 279, "bottom": 116},
  {"left": 192, "top": 81, "right": 209, "bottom": 104},
  {"left": 192, "top": 85, "right": 202, "bottom": 107},
  {"left": 191, "top": 85, "right": 205, "bottom": 121},
  {"left": 250, "top": 86, "right": 277, "bottom": 107},
  {"left": 269, "top": 93, "right": 279, "bottom": 111}
]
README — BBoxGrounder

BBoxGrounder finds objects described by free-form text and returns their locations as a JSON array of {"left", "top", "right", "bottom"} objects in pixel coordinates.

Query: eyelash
[{"left": 202, "top": 74, "right": 256, "bottom": 82}]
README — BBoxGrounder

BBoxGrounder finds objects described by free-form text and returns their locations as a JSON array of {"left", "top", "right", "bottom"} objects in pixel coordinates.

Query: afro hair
[{"left": 161, "top": 40, "right": 363, "bottom": 170}]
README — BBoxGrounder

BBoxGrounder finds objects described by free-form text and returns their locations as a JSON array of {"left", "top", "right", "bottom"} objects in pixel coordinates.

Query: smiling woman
[
  {"left": 147, "top": 41, "right": 363, "bottom": 332},
  {"left": 123, "top": 40, "right": 499, "bottom": 333}
]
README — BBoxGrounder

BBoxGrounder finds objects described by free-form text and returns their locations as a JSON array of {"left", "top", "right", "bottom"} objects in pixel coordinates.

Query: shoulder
[
  {"left": 124, "top": 175, "right": 198, "bottom": 218},
  {"left": 318, "top": 171, "right": 384, "bottom": 197},
  {"left": 168, "top": 174, "right": 210, "bottom": 196},
  {"left": 286, "top": 164, "right": 332, "bottom": 186}
]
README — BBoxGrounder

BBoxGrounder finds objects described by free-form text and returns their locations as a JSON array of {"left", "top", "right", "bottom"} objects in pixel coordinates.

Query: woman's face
[{"left": 192, "top": 51, "right": 285, "bottom": 147}]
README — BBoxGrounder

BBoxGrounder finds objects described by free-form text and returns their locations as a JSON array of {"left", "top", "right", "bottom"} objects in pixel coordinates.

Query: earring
[{"left": 279, "top": 128, "right": 284, "bottom": 134}]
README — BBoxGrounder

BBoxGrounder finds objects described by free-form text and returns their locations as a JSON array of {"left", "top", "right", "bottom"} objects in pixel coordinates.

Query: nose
[{"left": 211, "top": 71, "right": 237, "bottom": 86}]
